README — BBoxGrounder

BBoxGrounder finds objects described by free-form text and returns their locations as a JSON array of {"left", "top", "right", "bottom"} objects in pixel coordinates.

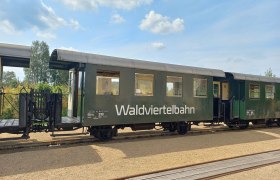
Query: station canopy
[
  {"left": 228, "top": 72, "right": 280, "bottom": 83},
  {"left": 0, "top": 43, "right": 31, "bottom": 68},
  {"left": 50, "top": 49, "right": 225, "bottom": 77}
]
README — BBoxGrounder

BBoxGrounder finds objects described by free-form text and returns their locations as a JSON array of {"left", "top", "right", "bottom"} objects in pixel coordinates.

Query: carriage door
[
  {"left": 213, "top": 81, "right": 221, "bottom": 119},
  {"left": 221, "top": 82, "right": 230, "bottom": 121},
  {"left": 68, "top": 68, "right": 79, "bottom": 117},
  {"left": 222, "top": 82, "right": 229, "bottom": 100}
]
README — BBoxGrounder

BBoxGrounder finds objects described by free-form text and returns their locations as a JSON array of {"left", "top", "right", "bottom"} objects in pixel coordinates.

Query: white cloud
[
  {"left": 111, "top": 13, "right": 125, "bottom": 24},
  {"left": 139, "top": 11, "right": 184, "bottom": 34},
  {"left": 0, "top": 1, "right": 81, "bottom": 38},
  {"left": 40, "top": 1, "right": 81, "bottom": 30},
  {"left": 58, "top": 0, "right": 153, "bottom": 10},
  {"left": 151, "top": 42, "right": 165, "bottom": 50},
  {"left": 36, "top": 31, "right": 56, "bottom": 40},
  {"left": 59, "top": 46, "right": 78, "bottom": 51},
  {"left": 69, "top": 19, "right": 81, "bottom": 30},
  {"left": 0, "top": 20, "right": 21, "bottom": 35},
  {"left": 57, "top": 0, "right": 98, "bottom": 10},
  {"left": 40, "top": 1, "right": 67, "bottom": 28}
]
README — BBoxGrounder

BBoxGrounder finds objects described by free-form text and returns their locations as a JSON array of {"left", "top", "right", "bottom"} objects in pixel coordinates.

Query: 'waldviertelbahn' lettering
[{"left": 115, "top": 105, "right": 195, "bottom": 116}]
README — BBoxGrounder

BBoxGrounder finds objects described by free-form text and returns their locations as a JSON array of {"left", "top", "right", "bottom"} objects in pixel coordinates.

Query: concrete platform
[
  {"left": 0, "top": 116, "right": 80, "bottom": 128},
  {"left": 0, "top": 119, "right": 19, "bottom": 127},
  {"left": 129, "top": 150, "right": 280, "bottom": 180}
]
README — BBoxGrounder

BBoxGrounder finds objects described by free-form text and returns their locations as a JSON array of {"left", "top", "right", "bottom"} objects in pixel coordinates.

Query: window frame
[
  {"left": 166, "top": 76, "right": 183, "bottom": 97},
  {"left": 265, "top": 84, "right": 275, "bottom": 100},
  {"left": 193, "top": 78, "right": 208, "bottom": 98},
  {"left": 96, "top": 70, "right": 120, "bottom": 96},
  {"left": 134, "top": 73, "right": 154, "bottom": 96},
  {"left": 213, "top": 81, "right": 220, "bottom": 98},
  {"left": 249, "top": 83, "right": 260, "bottom": 99}
]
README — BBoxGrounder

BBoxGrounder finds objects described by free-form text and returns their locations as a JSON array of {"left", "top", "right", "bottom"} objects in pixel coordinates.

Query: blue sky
[{"left": 0, "top": 0, "right": 280, "bottom": 79}]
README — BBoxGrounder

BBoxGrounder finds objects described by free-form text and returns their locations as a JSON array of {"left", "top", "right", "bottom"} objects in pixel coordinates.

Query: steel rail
[{"left": 0, "top": 126, "right": 278, "bottom": 152}]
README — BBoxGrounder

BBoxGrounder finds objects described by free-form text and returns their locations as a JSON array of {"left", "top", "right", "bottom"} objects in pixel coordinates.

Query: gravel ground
[{"left": 0, "top": 127, "right": 279, "bottom": 180}]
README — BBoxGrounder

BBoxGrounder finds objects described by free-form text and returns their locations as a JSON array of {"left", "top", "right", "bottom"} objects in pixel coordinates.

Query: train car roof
[
  {"left": 228, "top": 72, "right": 280, "bottom": 83},
  {"left": 0, "top": 43, "right": 31, "bottom": 68},
  {"left": 50, "top": 49, "right": 225, "bottom": 77}
]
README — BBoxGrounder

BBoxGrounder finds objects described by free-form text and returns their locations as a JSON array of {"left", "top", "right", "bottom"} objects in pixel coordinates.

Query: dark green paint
[{"left": 228, "top": 75, "right": 280, "bottom": 120}]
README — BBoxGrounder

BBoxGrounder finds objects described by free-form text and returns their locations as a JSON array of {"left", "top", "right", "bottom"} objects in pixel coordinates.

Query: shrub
[{"left": 2, "top": 107, "right": 15, "bottom": 119}]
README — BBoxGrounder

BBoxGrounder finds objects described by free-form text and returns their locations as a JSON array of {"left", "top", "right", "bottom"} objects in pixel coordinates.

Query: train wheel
[
  {"left": 226, "top": 119, "right": 238, "bottom": 129},
  {"left": 90, "top": 126, "right": 113, "bottom": 140},
  {"left": 265, "top": 119, "right": 273, "bottom": 127},
  {"left": 177, "top": 122, "right": 187, "bottom": 135},
  {"left": 227, "top": 124, "right": 234, "bottom": 129},
  {"left": 112, "top": 126, "right": 118, "bottom": 136},
  {"left": 251, "top": 120, "right": 259, "bottom": 126},
  {"left": 169, "top": 122, "right": 177, "bottom": 132},
  {"left": 276, "top": 119, "right": 280, "bottom": 127},
  {"left": 99, "top": 131, "right": 113, "bottom": 140},
  {"left": 239, "top": 121, "right": 249, "bottom": 129},
  {"left": 187, "top": 122, "right": 192, "bottom": 131},
  {"left": 169, "top": 128, "right": 176, "bottom": 132}
]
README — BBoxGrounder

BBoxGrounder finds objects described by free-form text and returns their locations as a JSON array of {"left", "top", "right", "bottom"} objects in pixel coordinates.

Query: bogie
[
  {"left": 161, "top": 122, "right": 189, "bottom": 135},
  {"left": 277, "top": 119, "right": 280, "bottom": 127},
  {"left": 89, "top": 126, "right": 113, "bottom": 140},
  {"left": 177, "top": 122, "right": 188, "bottom": 135},
  {"left": 226, "top": 119, "right": 249, "bottom": 129}
]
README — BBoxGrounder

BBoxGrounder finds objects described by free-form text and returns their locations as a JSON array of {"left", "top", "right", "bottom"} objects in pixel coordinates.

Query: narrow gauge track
[
  {"left": 125, "top": 150, "right": 280, "bottom": 180},
  {"left": 0, "top": 125, "right": 278, "bottom": 152}
]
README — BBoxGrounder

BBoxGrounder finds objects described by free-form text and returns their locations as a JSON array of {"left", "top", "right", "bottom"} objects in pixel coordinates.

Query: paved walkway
[{"left": 129, "top": 150, "right": 280, "bottom": 180}]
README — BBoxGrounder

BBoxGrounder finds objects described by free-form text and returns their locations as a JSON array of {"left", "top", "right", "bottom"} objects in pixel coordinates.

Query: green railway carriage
[
  {"left": 225, "top": 72, "right": 280, "bottom": 127},
  {"left": 50, "top": 49, "right": 225, "bottom": 138}
]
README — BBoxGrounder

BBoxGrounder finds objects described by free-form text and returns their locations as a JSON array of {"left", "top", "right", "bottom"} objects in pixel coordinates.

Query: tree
[
  {"left": 265, "top": 68, "right": 276, "bottom": 77},
  {"left": 50, "top": 69, "right": 69, "bottom": 85},
  {"left": 24, "top": 41, "right": 50, "bottom": 83},
  {"left": 2, "top": 71, "right": 18, "bottom": 88}
]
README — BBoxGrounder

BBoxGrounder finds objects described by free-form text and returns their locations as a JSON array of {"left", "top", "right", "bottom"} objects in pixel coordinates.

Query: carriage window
[
  {"left": 249, "top": 84, "right": 260, "bottom": 99},
  {"left": 135, "top": 73, "right": 154, "bottom": 96},
  {"left": 96, "top": 71, "right": 119, "bottom": 95},
  {"left": 194, "top": 78, "right": 207, "bottom": 97},
  {"left": 166, "top": 76, "right": 182, "bottom": 97},
  {"left": 265, "top": 85, "right": 274, "bottom": 99},
  {"left": 213, "top": 82, "right": 220, "bottom": 98}
]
